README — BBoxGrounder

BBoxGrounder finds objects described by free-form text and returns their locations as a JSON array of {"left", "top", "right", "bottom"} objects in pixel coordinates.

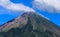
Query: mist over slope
[{"left": 0, "top": 12, "right": 60, "bottom": 37}]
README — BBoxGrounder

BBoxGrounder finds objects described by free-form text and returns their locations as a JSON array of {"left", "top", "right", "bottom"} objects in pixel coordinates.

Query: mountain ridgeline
[{"left": 0, "top": 12, "right": 60, "bottom": 37}]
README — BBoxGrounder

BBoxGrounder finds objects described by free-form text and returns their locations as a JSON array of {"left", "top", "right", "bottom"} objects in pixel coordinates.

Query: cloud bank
[
  {"left": 1, "top": 0, "right": 60, "bottom": 13},
  {"left": 0, "top": 0, "right": 50, "bottom": 21},
  {"left": 32, "top": 0, "right": 60, "bottom": 13},
  {"left": 0, "top": 0, "right": 35, "bottom": 12}
]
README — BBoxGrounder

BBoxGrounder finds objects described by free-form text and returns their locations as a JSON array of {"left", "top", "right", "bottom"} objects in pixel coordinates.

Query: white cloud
[
  {"left": 32, "top": 0, "right": 60, "bottom": 13},
  {"left": 0, "top": 0, "right": 50, "bottom": 22},
  {"left": 0, "top": 0, "right": 35, "bottom": 12}
]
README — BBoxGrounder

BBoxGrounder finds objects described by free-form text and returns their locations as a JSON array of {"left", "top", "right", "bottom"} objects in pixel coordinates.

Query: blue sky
[{"left": 0, "top": 0, "right": 60, "bottom": 26}]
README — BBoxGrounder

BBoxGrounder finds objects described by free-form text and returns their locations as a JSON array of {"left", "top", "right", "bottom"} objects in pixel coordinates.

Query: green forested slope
[{"left": 0, "top": 12, "right": 60, "bottom": 37}]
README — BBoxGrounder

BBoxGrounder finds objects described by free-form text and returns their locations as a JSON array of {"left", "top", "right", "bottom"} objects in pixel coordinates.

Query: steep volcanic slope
[
  {"left": 0, "top": 13, "right": 28, "bottom": 32},
  {"left": 0, "top": 12, "right": 60, "bottom": 37}
]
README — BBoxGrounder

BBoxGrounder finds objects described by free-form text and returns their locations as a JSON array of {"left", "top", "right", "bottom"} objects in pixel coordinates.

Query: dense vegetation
[{"left": 0, "top": 28, "right": 57, "bottom": 37}]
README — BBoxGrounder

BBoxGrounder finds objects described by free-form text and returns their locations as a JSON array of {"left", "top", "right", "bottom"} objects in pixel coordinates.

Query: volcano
[{"left": 0, "top": 12, "right": 60, "bottom": 37}]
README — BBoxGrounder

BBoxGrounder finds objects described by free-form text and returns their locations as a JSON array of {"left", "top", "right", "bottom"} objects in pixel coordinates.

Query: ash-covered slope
[{"left": 0, "top": 12, "right": 60, "bottom": 37}]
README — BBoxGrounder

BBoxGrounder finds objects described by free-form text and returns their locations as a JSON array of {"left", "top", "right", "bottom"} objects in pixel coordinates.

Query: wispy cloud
[
  {"left": 32, "top": 0, "right": 60, "bottom": 13},
  {"left": 0, "top": 0, "right": 35, "bottom": 12}
]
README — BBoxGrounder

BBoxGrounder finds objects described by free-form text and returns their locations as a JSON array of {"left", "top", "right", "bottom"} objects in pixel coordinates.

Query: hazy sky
[{"left": 0, "top": 0, "right": 60, "bottom": 26}]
